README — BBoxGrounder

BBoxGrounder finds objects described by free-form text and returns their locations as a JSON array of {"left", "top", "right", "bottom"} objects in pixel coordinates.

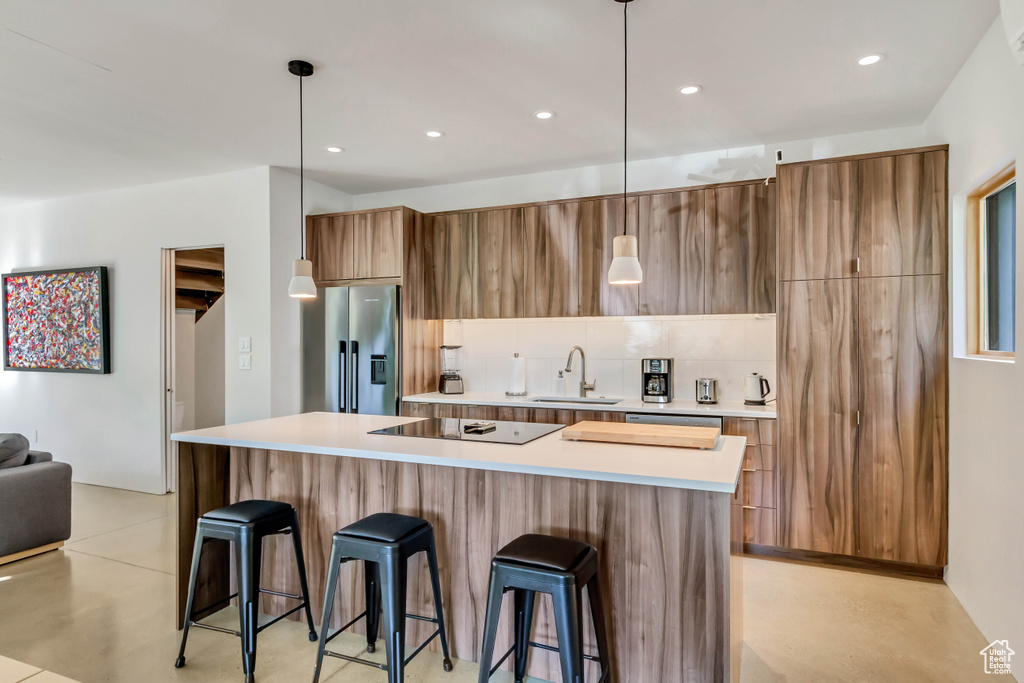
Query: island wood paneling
[
  {"left": 426, "top": 212, "right": 477, "bottom": 319},
  {"left": 523, "top": 202, "right": 580, "bottom": 317},
  {"left": 856, "top": 275, "right": 948, "bottom": 566},
  {"left": 777, "top": 279, "right": 858, "bottom": 555},
  {"left": 400, "top": 208, "right": 441, "bottom": 397},
  {"left": 638, "top": 190, "right": 705, "bottom": 315},
  {"left": 476, "top": 208, "right": 527, "bottom": 318},
  {"left": 579, "top": 197, "right": 640, "bottom": 317},
  {"left": 704, "top": 182, "right": 777, "bottom": 314},
  {"left": 777, "top": 160, "right": 859, "bottom": 281},
  {"left": 858, "top": 150, "right": 948, "bottom": 277},
  {"left": 220, "top": 447, "right": 738, "bottom": 683},
  {"left": 175, "top": 442, "right": 231, "bottom": 627}
]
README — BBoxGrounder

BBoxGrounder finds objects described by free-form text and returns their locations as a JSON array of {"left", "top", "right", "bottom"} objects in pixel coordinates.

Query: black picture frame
[{"left": 2, "top": 266, "right": 111, "bottom": 374}]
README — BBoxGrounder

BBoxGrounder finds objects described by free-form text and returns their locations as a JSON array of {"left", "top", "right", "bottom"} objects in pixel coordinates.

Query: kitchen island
[{"left": 173, "top": 412, "right": 745, "bottom": 682}]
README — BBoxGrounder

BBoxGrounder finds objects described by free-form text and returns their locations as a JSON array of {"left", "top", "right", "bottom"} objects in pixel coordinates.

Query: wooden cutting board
[{"left": 561, "top": 421, "right": 720, "bottom": 450}]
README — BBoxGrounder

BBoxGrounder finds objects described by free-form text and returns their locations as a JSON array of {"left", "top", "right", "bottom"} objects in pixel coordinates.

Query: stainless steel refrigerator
[{"left": 300, "top": 285, "right": 399, "bottom": 416}]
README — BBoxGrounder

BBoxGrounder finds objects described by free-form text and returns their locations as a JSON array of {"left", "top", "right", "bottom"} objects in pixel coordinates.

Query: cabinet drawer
[
  {"left": 759, "top": 419, "right": 776, "bottom": 445},
  {"left": 723, "top": 417, "right": 760, "bottom": 443},
  {"left": 743, "top": 444, "right": 776, "bottom": 471},
  {"left": 743, "top": 507, "right": 777, "bottom": 545},
  {"left": 742, "top": 469, "right": 776, "bottom": 508}
]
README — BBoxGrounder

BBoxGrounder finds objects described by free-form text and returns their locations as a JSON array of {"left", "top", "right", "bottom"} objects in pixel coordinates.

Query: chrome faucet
[{"left": 565, "top": 346, "right": 596, "bottom": 398}]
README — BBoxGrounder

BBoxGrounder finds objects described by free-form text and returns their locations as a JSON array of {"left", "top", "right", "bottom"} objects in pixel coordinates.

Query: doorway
[{"left": 161, "top": 246, "right": 225, "bottom": 492}]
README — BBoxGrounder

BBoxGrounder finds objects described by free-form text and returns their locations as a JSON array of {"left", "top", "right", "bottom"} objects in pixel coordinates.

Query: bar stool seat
[
  {"left": 479, "top": 534, "right": 611, "bottom": 683},
  {"left": 313, "top": 513, "right": 452, "bottom": 683},
  {"left": 175, "top": 499, "right": 317, "bottom": 683}
]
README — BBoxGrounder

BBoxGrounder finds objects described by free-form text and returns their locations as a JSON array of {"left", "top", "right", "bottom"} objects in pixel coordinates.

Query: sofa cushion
[{"left": 0, "top": 433, "right": 30, "bottom": 469}]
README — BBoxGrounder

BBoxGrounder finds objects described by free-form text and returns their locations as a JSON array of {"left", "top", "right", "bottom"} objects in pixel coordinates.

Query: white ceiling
[{"left": 0, "top": 0, "right": 1000, "bottom": 206}]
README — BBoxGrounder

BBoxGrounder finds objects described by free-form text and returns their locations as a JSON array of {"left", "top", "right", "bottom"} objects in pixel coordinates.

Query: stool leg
[
  {"left": 477, "top": 573, "right": 506, "bottom": 683},
  {"left": 425, "top": 540, "right": 453, "bottom": 672},
  {"left": 237, "top": 530, "right": 261, "bottom": 683},
  {"left": 513, "top": 589, "right": 536, "bottom": 683},
  {"left": 175, "top": 529, "right": 207, "bottom": 668},
  {"left": 379, "top": 554, "right": 408, "bottom": 683},
  {"left": 288, "top": 513, "right": 318, "bottom": 641},
  {"left": 587, "top": 574, "right": 612, "bottom": 682},
  {"left": 364, "top": 561, "right": 381, "bottom": 653},
  {"left": 552, "top": 584, "right": 585, "bottom": 683},
  {"left": 312, "top": 542, "right": 344, "bottom": 683}
]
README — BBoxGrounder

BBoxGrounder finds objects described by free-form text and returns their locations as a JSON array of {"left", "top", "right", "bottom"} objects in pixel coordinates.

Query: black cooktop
[{"left": 370, "top": 417, "right": 565, "bottom": 445}]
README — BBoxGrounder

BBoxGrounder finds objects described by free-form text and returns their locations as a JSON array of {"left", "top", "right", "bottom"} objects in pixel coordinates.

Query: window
[{"left": 969, "top": 163, "right": 1016, "bottom": 359}]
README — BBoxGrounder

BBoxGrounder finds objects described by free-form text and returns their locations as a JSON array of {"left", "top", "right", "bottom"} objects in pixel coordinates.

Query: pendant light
[
  {"left": 607, "top": 0, "right": 644, "bottom": 286},
  {"left": 287, "top": 59, "right": 317, "bottom": 299}
]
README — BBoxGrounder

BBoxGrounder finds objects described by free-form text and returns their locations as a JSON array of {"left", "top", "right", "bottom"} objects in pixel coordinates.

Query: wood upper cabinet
[
  {"left": 704, "top": 182, "right": 777, "bottom": 314},
  {"left": 856, "top": 275, "right": 947, "bottom": 566},
  {"left": 306, "top": 209, "right": 402, "bottom": 282},
  {"left": 858, "top": 151, "right": 947, "bottom": 277},
  {"left": 523, "top": 203, "right": 580, "bottom": 318},
  {"left": 638, "top": 190, "right": 705, "bottom": 315},
  {"left": 777, "top": 278, "right": 858, "bottom": 555},
  {"left": 778, "top": 160, "right": 859, "bottom": 281},
  {"left": 476, "top": 208, "right": 527, "bottom": 318},
  {"left": 579, "top": 197, "right": 640, "bottom": 317},
  {"left": 427, "top": 212, "right": 478, "bottom": 319}
]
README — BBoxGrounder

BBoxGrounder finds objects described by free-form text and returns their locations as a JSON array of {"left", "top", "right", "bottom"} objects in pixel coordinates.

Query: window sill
[{"left": 960, "top": 354, "right": 1015, "bottom": 364}]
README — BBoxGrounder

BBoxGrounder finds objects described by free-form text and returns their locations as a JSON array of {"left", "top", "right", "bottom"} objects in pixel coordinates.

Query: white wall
[
  {"left": 351, "top": 126, "right": 934, "bottom": 214},
  {"left": 174, "top": 310, "right": 197, "bottom": 431},
  {"left": 924, "top": 19, "right": 1024, "bottom": 655},
  {"left": 194, "top": 297, "right": 225, "bottom": 429},
  {"left": 445, "top": 315, "right": 776, "bottom": 402}
]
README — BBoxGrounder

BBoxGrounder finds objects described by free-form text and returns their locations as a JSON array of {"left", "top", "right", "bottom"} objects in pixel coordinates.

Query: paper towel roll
[{"left": 508, "top": 354, "right": 527, "bottom": 395}]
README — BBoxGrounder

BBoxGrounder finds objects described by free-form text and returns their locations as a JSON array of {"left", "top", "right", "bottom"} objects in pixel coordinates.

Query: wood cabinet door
[
  {"left": 524, "top": 203, "right": 580, "bottom": 317},
  {"left": 428, "top": 213, "right": 477, "bottom": 319},
  {"left": 350, "top": 210, "right": 403, "bottom": 279},
  {"left": 578, "top": 197, "right": 640, "bottom": 316},
  {"left": 856, "top": 275, "right": 947, "bottom": 566},
  {"left": 704, "top": 182, "right": 777, "bottom": 314},
  {"left": 476, "top": 208, "right": 527, "bottom": 318},
  {"left": 778, "top": 161, "right": 859, "bottom": 281},
  {"left": 307, "top": 215, "right": 355, "bottom": 282},
  {"left": 638, "top": 190, "right": 705, "bottom": 315},
  {"left": 777, "top": 279, "right": 858, "bottom": 555},
  {"left": 858, "top": 151, "right": 947, "bottom": 277}
]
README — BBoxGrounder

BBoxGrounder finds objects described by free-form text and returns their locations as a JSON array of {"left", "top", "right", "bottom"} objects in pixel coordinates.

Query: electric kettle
[{"left": 744, "top": 373, "right": 771, "bottom": 406}]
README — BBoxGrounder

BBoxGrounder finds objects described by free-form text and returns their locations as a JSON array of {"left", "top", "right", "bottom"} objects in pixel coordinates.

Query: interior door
[
  {"left": 777, "top": 278, "right": 859, "bottom": 555},
  {"left": 856, "top": 275, "right": 948, "bottom": 565}
]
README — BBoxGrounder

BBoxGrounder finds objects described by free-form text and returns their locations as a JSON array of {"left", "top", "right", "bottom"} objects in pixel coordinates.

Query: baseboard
[
  {"left": 0, "top": 541, "right": 65, "bottom": 566},
  {"left": 744, "top": 543, "right": 945, "bottom": 580}
]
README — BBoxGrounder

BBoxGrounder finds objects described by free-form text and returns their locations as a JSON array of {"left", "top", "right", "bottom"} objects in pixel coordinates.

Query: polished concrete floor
[{"left": 0, "top": 484, "right": 1002, "bottom": 682}]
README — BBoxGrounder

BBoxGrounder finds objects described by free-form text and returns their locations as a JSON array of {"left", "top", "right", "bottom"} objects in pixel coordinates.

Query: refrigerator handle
[
  {"left": 351, "top": 340, "right": 359, "bottom": 414},
  {"left": 338, "top": 341, "right": 347, "bottom": 413}
]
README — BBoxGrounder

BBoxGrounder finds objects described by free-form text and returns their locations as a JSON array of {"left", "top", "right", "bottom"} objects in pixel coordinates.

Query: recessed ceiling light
[
  {"left": 325, "top": 146, "right": 343, "bottom": 153},
  {"left": 535, "top": 111, "right": 555, "bottom": 120},
  {"left": 858, "top": 54, "right": 883, "bottom": 66},
  {"left": 425, "top": 131, "right": 444, "bottom": 138},
  {"left": 679, "top": 85, "right": 702, "bottom": 95}
]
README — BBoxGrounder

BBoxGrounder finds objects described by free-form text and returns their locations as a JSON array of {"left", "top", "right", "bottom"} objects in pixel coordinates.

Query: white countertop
[
  {"left": 403, "top": 391, "right": 777, "bottom": 419},
  {"left": 172, "top": 412, "right": 746, "bottom": 494}
]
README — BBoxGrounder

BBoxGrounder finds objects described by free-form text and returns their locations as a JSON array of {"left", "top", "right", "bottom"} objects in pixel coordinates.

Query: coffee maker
[
  {"left": 438, "top": 345, "right": 464, "bottom": 394},
  {"left": 641, "top": 358, "right": 673, "bottom": 403}
]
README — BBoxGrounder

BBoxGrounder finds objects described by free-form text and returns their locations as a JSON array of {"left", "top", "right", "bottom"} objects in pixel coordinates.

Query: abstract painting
[{"left": 2, "top": 267, "right": 111, "bottom": 374}]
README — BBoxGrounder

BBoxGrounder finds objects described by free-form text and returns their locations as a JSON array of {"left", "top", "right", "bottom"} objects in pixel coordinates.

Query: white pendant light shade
[
  {"left": 288, "top": 258, "right": 317, "bottom": 298},
  {"left": 608, "top": 234, "right": 643, "bottom": 285}
]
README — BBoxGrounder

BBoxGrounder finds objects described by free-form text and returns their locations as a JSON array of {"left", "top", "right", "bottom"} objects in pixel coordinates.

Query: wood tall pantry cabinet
[{"left": 776, "top": 147, "right": 948, "bottom": 569}]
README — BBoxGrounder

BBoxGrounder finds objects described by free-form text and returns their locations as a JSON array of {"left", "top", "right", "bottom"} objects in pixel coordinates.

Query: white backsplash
[{"left": 442, "top": 314, "right": 777, "bottom": 402}]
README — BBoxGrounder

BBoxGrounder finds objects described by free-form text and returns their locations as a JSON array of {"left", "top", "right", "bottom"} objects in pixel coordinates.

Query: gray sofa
[{"left": 0, "top": 433, "right": 72, "bottom": 561}]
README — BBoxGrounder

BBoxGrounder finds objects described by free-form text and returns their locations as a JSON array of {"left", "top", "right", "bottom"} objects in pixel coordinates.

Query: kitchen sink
[{"left": 530, "top": 397, "right": 623, "bottom": 405}]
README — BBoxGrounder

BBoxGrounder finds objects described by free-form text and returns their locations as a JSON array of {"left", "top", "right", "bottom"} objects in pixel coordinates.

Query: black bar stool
[
  {"left": 175, "top": 499, "right": 317, "bottom": 683},
  {"left": 478, "top": 534, "right": 611, "bottom": 683},
  {"left": 313, "top": 512, "right": 453, "bottom": 683}
]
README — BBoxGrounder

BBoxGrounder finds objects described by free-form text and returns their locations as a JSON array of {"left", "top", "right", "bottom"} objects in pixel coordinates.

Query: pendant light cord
[
  {"left": 622, "top": 0, "right": 628, "bottom": 237},
  {"left": 299, "top": 72, "right": 305, "bottom": 259}
]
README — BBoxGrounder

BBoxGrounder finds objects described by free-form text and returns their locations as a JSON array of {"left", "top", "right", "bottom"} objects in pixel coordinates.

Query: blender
[{"left": 438, "top": 345, "right": 465, "bottom": 394}]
